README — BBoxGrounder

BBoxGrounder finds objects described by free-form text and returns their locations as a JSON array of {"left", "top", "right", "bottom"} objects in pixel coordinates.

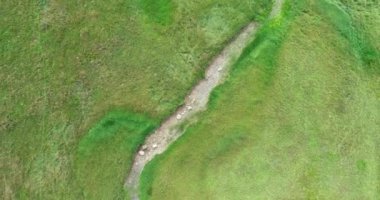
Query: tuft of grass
[{"left": 140, "top": 0, "right": 174, "bottom": 25}]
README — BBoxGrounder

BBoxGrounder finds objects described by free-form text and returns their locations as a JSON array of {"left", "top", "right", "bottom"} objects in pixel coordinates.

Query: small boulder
[
  {"left": 138, "top": 150, "right": 145, "bottom": 156},
  {"left": 152, "top": 143, "right": 158, "bottom": 149},
  {"left": 176, "top": 114, "right": 182, "bottom": 120}
]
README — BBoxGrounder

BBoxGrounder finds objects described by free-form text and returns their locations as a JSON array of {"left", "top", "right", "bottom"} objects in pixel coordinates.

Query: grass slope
[
  {"left": 0, "top": 0, "right": 273, "bottom": 199},
  {"left": 140, "top": 0, "right": 380, "bottom": 199}
]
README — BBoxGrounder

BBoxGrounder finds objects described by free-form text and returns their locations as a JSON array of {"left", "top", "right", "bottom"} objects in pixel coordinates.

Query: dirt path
[{"left": 125, "top": 1, "right": 284, "bottom": 199}]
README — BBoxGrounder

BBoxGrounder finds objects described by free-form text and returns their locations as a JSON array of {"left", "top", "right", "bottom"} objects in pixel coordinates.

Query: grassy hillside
[
  {"left": 141, "top": 0, "right": 379, "bottom": 199},
  {"left": 0, "top": 0, "right": 273, "bottom": 199}
]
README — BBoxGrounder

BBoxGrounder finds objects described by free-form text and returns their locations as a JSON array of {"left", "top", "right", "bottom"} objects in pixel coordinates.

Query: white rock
[
  {"left": 152, "top": 143, "right": 158, "bottom": 149},
  {"left": 187, "top": 106, "right": 193, "bottom": 110},
  {"left": 142, "top": 145, "right": 148, "bottom": 150},
  {"left": 176, "top": 114, "right": 182, "bottom": 120},
  {"left": 138, "top": 150, "right": 145, "bottom": 156},
  {"left": 218, "top": 67, "right": 222, "bottom": 72}
]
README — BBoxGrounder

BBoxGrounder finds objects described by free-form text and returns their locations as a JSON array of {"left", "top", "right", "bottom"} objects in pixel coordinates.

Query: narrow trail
[{"left": 125, "top": 1, "right": 284, "bottom": 199}]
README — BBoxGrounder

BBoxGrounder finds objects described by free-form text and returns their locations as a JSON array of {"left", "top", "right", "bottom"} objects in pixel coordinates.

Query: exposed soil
[{"left": 125, "top": 1, "right": 284, "bottom": 199}]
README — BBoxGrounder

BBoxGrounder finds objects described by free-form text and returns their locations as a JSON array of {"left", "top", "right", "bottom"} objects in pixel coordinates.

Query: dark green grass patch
[
  {"left": 75, "top": 111, "right": 157, "bottom": 200},
  {"left": 140, "top": 0, "right": 174, "bottom": 25},
  {"left": 77, "top": 111, "right": 157, "bottom": 156},
  {"left": 139, "top": 156, "right": 159, "bottom": 200}
]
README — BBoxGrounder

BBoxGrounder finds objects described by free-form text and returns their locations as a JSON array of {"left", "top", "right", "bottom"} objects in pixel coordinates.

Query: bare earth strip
[{"left": 125, "top": 1, "right": 284, "bottom": 199}]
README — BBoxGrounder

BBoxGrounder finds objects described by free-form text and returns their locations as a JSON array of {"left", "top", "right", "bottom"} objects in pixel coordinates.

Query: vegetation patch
[
  {"left": 139, "top": 0, "right": 174, "bottom": 25},
  {"left": 75, "top": 111, "right": 157, "bottom": 200}
]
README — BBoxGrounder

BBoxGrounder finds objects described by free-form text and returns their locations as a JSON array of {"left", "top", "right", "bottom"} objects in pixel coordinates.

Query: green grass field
[
  {"left": 141, "top": 0, "right": 379, "bottom": 199},
  {"left": 1, "top": 0, "right": 379, "bottom": 199},
  {"left": 0, "top": 0, "right": 273, "bottom": 199}
]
